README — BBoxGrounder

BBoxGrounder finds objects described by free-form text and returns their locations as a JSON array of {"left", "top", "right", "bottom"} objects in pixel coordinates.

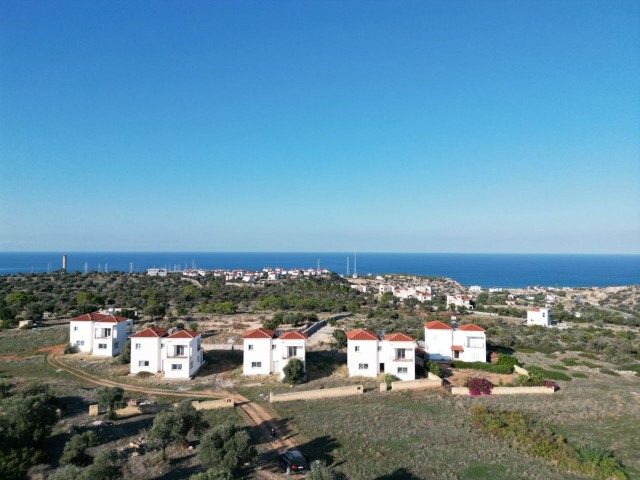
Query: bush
[
  {"left": 283, "top": 358, "right": 305, "bottom": 384},
  {"left": 0, "top": 447, "right": 44, "bottom": 480},
  {"left": 572, "top": 372, "right": 589, "bottom": 378},
  {"left": 471, "top": 407, "right": 627, "bottom": 479},
  {"left": 332, "top": 329, "right": 347, "bottom": 349},
  {"left": 599, "top": 368, "right": 620, "bottom": 376},
  {"left": 452, "top": 361, "right": 512, "bottom": 374},
  {"left": 307, "top": 460, "right": 338, "bottom": 480},
  {"left": 190, "top": 469, "right": 234, "bottom": 480},
  {"left": 63, "top": 343, "right": 77, "bottom": 354},
  {"left": 465, "top": 377, "right": 493, "bottom": 396},
  {"left": 496, "top": 353, "right": 518, "bottom": 368},
  {"left": 561, "top": 358, "right": 579, "bottom": 366},
  {"left": 384, "top": 374, "right": 400, "bottom": 389},
  {"left": 425, "top": 360, "right": 441, "bottom": 377},
  {"left": 96, "top": 387, "right": 125, "bottom": 418},
  {"left": 198, "top": 424, "right": 255, "bottom": 475},
  {"left": 60, "top": 431, "right": 97, "bottom": 466},
  {"left": 527, "top": 366, "right": 572, "bottom": 382}
]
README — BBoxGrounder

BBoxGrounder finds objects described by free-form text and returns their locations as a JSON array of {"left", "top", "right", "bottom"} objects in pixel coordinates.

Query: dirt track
[{"left": 46, "top": 348, "right": 300, "bottom": 478}]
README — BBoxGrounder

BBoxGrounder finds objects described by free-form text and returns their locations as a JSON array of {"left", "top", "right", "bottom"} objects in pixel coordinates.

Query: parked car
[{"left": 279, "top": 449, "right": 310, "bottom": 475}]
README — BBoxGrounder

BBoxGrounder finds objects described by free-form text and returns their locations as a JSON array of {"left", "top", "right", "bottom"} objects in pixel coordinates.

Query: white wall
[
  {"left": 453, "top": 331, "right": 486, "bottom": 362},
  {"left": 70, "top": 321, "right": 93, "bottom": 353},
  {"left": 243, "top": 338, "right": 273, "bottom": 376},
  {"left": 275, "top": 338, "right": 306, "bottom": 379},
  {"left": 347, "top": 340, "right": 379, "bottom": 377},
  {"left": 527, "top": 308, "right": 551, "bottom": 327},
  {"left": 163, "top": 336, "right": 202, "bottom": 379},
  {"left": 130, "top": 337, "right": 162, "bottom": 374},
  {"left": 424, "top": 328, "right": 454, "bottom": 361},
  {"left": 381, "top": 340, "right": 416, "bottom": 380}
]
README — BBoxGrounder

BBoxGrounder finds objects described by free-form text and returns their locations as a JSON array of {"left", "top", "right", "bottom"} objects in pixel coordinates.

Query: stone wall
[
  {"left": 191, "top": 397, "right": 235, "bottom": 410},
  {"left": 391, "top": 378, "right": 442, "bottom": 392},
  {"left": 451, "top": 386, "right": 554, "bottom": 395},
  {"left": 88, "top": 404, "right": 99, "bottom": 416},
  {"left": 270, "top": 385, "right": 363, "bottom": 403}
]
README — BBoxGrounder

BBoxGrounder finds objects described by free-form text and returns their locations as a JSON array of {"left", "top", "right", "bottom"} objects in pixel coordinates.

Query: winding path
[{"left": 46, "top": 351, "right": 300, "bottom": 477}]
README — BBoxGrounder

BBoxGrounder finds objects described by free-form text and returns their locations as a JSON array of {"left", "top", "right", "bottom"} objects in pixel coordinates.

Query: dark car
[{"left": 279, "top": 449, "right": 310, "bottom": 475}]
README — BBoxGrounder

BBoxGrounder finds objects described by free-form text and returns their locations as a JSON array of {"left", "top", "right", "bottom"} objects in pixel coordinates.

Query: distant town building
[
  {"left": 468, "top": 285, "right": 482, "bottom": 294},
  {"left": 147, "top": 268, "right": 168, "bottom": 277},
  {"left": 527, "top": 307, "right": 551, "bottom": 327},
  {"left": 446, "top": 295, "right": 473, "bottom": 310}
]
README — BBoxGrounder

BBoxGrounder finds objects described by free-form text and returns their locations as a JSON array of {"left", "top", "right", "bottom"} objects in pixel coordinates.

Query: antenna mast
[{"left": 346, "top": 256, "right": 350, "bottom": 276}]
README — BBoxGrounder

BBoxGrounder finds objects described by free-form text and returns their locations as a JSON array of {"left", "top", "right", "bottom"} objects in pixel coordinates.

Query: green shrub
[
  {"left": 497, "top": 353, "right": 519, "bottom": 368},
  {"left": 471, "top": 407, "right": 627, "bottom": 479},
  {"left": 60, "top": 431, "right": 97, "bottom": 466},
  {"left": 0, "top": 447, "right": 44, "bottom": 480},
  {"left": 572, "top": 372, "right": 588, "bottom": 378},
  {"left": 599, "top": 368, "right": 620, "bottom": 376},
  {"left": 527, "top": 366, "right": 571, "bottom": 382},
  {"left": 425, "top": 360, "right": 441, "bottom": 377},
  {"left": 561, "top": 358, "right": 579, "bottom": 366},
  {"left": 63, "top": 343, "right": 77, "bottom": 354},
  {"left": 580, "top": 361, "right": 602, "bottom": 369},
  {"left": 452, "top": 361, "right": 512, "bottom": 374},
  {"left": 549, "top": 365, "right": 568, "bottom": 370},
  {"left": 283, "top": 358, "right": 305, "bottom": 384}
]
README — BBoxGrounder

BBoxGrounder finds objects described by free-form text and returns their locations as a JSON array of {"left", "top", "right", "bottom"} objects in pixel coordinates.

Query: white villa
[
  {"left": 242, "top": 328, "right": 308, "bottom": 380},
  {"left": 147, "top": 268, "right": 168, "bottom": 277},
  {"left": 69, "top": 312, "right": 134, "bottom": 357},
  {"left": 446, "top": 295, "right": 473, "bottom": 310},
  {"left": 424, "top": 321, "right": 486, "bottom": 363},
  {"left": 346, "top": 329, "right": 416, "bottom": 381},
  {"left": 379, "top": 285, "right": 432, "bottom": 303},
  {"left": 527, "top": 307, "right": 551, "bottom": 327},
  {"left": 129, "top": 327, "right": 204, "bottom": 379}
]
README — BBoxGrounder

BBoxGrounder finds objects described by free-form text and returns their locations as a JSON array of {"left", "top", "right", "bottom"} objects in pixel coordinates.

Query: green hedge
[
  {"left": 452, "top": 361, "right": 513, "bottom": 374},
  {"left": 527, "top": 366, "right": 572, "bottom": 381}
]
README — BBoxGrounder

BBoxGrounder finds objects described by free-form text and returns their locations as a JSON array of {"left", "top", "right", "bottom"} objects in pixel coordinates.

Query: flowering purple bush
[
  {"left": 465, "top": 377, "right": 494, "bottom": 396},
  {"left": 544, "top": 380, "right": 558, "bottom": 391}
]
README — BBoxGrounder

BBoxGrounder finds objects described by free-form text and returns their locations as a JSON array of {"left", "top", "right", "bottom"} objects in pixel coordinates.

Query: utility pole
[
  {"left": 84, "top": 262, "right": 88, "bottom": 274},
  {"left": 129, "top": 262, "right": 134, "bottom": 274}
]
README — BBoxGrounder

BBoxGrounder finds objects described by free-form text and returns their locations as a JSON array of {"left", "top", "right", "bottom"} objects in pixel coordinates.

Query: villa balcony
[{"left": 390, "top": 356, "right": 414, "bottom": 362}]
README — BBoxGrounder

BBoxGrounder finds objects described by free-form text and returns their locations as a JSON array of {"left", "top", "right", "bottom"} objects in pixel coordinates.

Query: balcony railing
[
  {"left": 94, "top": 335, "right": 111, "bottom": 339},
  {"left": 390, "top": 356, "right": 414, "bottom": 362}
]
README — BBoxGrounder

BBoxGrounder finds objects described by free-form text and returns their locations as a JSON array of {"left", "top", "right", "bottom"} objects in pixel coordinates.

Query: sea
[{"left": 0, "top": 252, "right": 638, "bottom": 288}]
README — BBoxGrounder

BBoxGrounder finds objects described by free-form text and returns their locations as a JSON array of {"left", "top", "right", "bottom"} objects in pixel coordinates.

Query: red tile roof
[
  {"left": 278, "top": 331, "right": 309, "bottom": 340},
  {"left": 167, "top": 330, "right": 199, "bottom": 339},
  {"left": 346, "top": 329, "right": 378, "bottom": 341},
  {"left": 130, "top": 327, "right": 168, "bottom": 338},
  {"left": 424, "top": 321, "right": 453, "bottom": 330},
  {"left": 451, "top": 345, "right": 465, "bottom": 352},
  {"left": 528, "top": 308, "right": 541, "bottom": 312},
  {"left": 70, "top": 313, "right": 129, "bottom": 323},
  {"left": 70, "top": 312, "right": 108, "bottom": 322},
  {"left": 383, "top": 333, "right": 414, "bottom": 342},
  {"left": 457, "top": 324, "right": 485, "bottom": 332},
  {"left": 242, "top": 328, "right": 275, "bottom": 339}
]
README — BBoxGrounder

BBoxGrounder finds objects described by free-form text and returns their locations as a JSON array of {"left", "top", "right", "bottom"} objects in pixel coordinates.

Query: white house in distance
[
  {"left": 424, "top": 321, "right": 486, "bottom": 363},
  {"left": 446, "top": 295, "right": 473, "bottom": 310},
  {"left": 69, "top": 312, "right": 134, "bottom": 357},
  {"left": 346, "top": 329, "right": 416, "bottom": 381},
  {"left": 527, "top": 307, "right": 551, "bottom": 327},
  {"left": 242, "top": 328, "right": 308, "bottom": 380},
  {"left": 129, "top": 327, "right": 204, "bottom": 379}
]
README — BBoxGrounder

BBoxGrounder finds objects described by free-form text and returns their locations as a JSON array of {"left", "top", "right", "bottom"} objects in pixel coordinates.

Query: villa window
[
  {"left": 113, "top": 342, "right": 119, "bottom": 349},
  {"left": 76, "top": 340, "right": 84, "bottom": 346},
  {"left": 73, "top": 326, "right": 78, "bottom": 331},
  {"left": 355, "top": 346, "right": 360, "bottom": 352},
  {"left": 98, "top": 343, "right": 107, "bottom": 349},
  {"left": 138, "top": 360, "right": 149, "bottom": 367},
  {"left": 397, "top": 367, "right": 408, "bottom": 374},
  {"left": 251, "top": 362, "right": 262, "bottom": 368},
  {"left": 135, "top": 343, "right": 141, "bottom": 350},
  {"left": 171, "top": 364, "right": 182, "bottom": 370},
  {"left": 358, "top": 363, "right": 368, "bottom": 370},
  {"left": 467, "top": 337, "right": 484, "bottom": 348},
  {"left": 175, "top": 345, "right": 185, "bottom": 356},
  {"left": 272, "top": 344, "right": 276, "bottom": 350},
  {"left": 378, "top": 346, "right": 382, "bottom": 351},
  {"left": 248, "top": 344, "right": 254, "bottom": 351}
]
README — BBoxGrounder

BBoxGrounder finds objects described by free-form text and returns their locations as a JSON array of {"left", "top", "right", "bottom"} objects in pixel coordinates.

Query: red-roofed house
[
  {"left": 243, "top": 329, "right": 308, "bottom": 379},
  {"left": 69, "top": 312, "right": 134, "bottom": 357},
  {"left": 129, "top": 327, "right": 204, "bottom": 379},
  {"left": 424, "top": 321, "right": 486, "bottom": 362},
  {"left": 446, "top": 295, "right": 474, "bottom": 310},
  {"left": 346, "top": 330, "right": 417, "bottom": 380}
]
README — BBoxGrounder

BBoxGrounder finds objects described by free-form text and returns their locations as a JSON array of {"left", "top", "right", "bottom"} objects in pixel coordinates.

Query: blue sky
[{"left": 1, "top": 0, "right": 639, "bottom": 253}]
